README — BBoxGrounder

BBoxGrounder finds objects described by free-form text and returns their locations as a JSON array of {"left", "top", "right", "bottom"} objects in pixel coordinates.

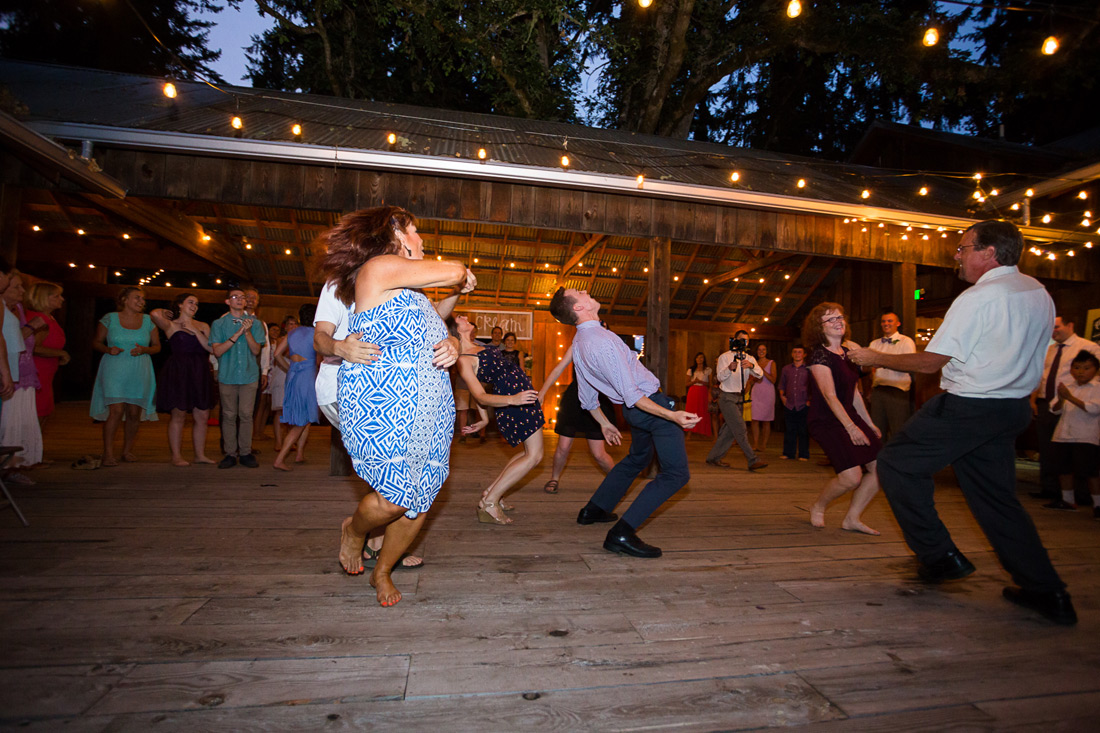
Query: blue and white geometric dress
[{"left": 338, "top": 288, "right": 455, "bottom": 519}]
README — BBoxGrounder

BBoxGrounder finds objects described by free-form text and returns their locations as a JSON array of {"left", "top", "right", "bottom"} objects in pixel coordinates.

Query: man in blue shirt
[
  {"left": 210, "top": 288, "right": 266, "bottom": 468},
  {"left": 778, "top": 345, "right": 811, "bottom": 460},
  {"left": 550, "top": 287, "right": 701, "bottom": 558}
]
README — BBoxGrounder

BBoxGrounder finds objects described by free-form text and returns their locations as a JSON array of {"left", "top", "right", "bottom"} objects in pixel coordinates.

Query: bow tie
[{"left": 881, "top": 337, "right": 898, "bottom": 344}]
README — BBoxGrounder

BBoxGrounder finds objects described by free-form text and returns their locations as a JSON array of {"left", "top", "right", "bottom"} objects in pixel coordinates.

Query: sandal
[
  {"left": 477, "top": 501, "right": 512, "bottom": 525},
  {"left": 543, "top": 479, "right": 559, "bottom": 494},
  {"left": 363, "top": 545, "right": 424, "bottom": 570}
]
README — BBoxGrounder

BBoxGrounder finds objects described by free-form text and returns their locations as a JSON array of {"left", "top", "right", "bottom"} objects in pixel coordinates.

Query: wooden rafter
[
  {"left": 583, "top": 237, "right": 611, "bottom": 293},
  {"left": 781, "top": 260, "right": 838, "bottom": 327},
  {"left": 759, "top": 257, "right": 812, "bottom": 322},
  {"left": 685, "top": 252, "right": 799, "bottom": 319},
  {"left": 559, "top": 234, "right": 604, "bottom": 283},
  {"left": 734, "top": 277, "right": 770, "bottom": 323},
  {"left": 608, "top": 238, "right": 641, "bottom": 312},
  {"left": 82, "top": 194, "right": 247, "bottom": 277},
  {"left": 668, "top": 242, "right": 700, "bottom": 303}
]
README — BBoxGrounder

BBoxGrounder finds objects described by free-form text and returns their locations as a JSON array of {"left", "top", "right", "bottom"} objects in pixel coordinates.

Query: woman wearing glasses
[{"left": 802, "top": 302, "right": 882, "bottom": 535}]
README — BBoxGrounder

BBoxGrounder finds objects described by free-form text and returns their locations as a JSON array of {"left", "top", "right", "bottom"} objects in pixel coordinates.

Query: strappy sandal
[
  {"left": 363, "top": 545, "right": 424, "bottom": 570},
  {"left": 543, "top": 479, "right": 559, "bottom": 494},
  {"left": 477, "top": 501, "right": 512, "bottom": 525}
]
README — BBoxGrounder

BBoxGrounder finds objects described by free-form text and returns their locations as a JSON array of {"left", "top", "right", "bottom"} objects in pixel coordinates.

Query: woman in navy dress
[
  {"left": 322, "top": 206, "right": 471, "bottom": 607},
  {"left": 151, "top": 293, "right": 216, "bottom": 466},
  {"left": 273, "top": 303, "right": 318, "bottom": 471},
  {"left": 804, "top": 302, "right": 882, "bottom": 535},
  {"left": 449, "top": 314, "right": 544, "bottom": 525}
]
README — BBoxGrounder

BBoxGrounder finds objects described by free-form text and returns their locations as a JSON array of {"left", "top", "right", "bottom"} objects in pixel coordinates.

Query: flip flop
[
  {"left": 543, "top": 479, "right": 559, "bottom": 494},
  {"left": 71, "top": 455, "right": 102, "bottom": 470},
  {"left": 362, "top": 545, "right": 424, "bottom": 571}
]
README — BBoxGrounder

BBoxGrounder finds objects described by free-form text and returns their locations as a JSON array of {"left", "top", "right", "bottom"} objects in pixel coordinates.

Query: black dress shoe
[
  {"left": 217, "top": 455, "right": 237, "bottom": 469},
  {"left": 917, "top": 549, "right": 975, "bottom": 583},
  {"left": 603, "top": 520, "right": 662, "bottom": 558},
  {"left": 577, "top": 502, "right": 618, "bottom": 525},
  {"left": 1003, "top": 587, "right": 1078, "bottom": 625}
]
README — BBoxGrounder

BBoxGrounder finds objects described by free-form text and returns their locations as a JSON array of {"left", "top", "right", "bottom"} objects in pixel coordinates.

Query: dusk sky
[{"left": 197, "top": 2, "right": 275, "bottom": 85}]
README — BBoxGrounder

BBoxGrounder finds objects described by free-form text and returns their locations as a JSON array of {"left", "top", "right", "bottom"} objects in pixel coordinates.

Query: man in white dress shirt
[
  {"left": 705, "top": 330, "right": 768, "bottom": 471},
  {"left": 1029, "top": 316, "right": 1100, "bottom": 500},
  {"left": 867, "top": 310, "right": 917, "bottom": 442},
  {"left": 850, "top": 220, "right": 1074, "bottom": 625}
]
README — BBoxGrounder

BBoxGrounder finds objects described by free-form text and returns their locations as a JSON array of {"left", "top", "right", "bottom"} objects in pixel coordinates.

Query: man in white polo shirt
[
  {"left": 867, "top": 309, "right": 916, "bottom": 442},
  {"left": 850, "top": 220, "right": 1074, "bottom": 626}
]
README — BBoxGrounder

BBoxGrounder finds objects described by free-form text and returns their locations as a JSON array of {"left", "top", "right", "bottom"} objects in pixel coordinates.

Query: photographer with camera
[{"left": 705, "top": 330, "right": 769, "bottom": 471}]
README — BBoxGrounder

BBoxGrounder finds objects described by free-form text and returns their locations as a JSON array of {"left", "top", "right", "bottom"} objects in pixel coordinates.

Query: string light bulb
[
  {"left": 291, "top": 123, "right": 302, "bottom": 137},
  {"left": 1025, "top": 189, "right": 1035, "bottom": 198},
  {"left": 861, "top": 189, "right": 870, "bottom": 199},
  {"left": 77, "top": 228, "right": 85, "bottom": 235},
  {"left": 918, "top": 186, "right": 929, "bottom": 196},
  {"left": 636, "top": 174, "right": 645, "bottom": 188},
  {"left": 122, "top": 233, "right": 130, "bottom": 239},
  {"left": 730, "top": 171, "right": 740, "bottom": 182},
  {"left": 477, "top": 148, "right": 487, "bottom": 160},
  {"left": 231, "top": 116, "right": 243, "bottom": 130},
  {"left": 639, "top": 0, "right": 653, "bottom": 8},
  {"left": 922, "top": 28, "right": 939, "bottom": 47},
  {"left": 1042, "top": 214, "right": 1052, "bottom": 224},
  {"left": 973, "top": 173, "right": 982, "bottom": 181},
  {"left": 560, "top": 155, "right": 570, "bottom": 168},
  {"left": 1079, "top": 191, "right": 1088, "bottom": 200},
  {"left": 162, "top": 82, "right": 177, "bottom": 99},
  {"left": 1041, "top": 36, "right": 1059, "bottom": 55},
  {"left": 387, "top": 132, "right": 397, "bottom": 145},
  {"left": 31, "top": 225, "right": 40, "bottom": 232},
  {"left": 786, "top": 0, "right": 802, "bottom": 19},
  {"left": 797, "top": 178, "right": 806, "bottom": 188}
]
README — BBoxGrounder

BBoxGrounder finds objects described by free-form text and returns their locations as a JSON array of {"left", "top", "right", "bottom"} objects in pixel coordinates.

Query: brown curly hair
[
  {"left": 319, "top": 206, "right": 417, "bottom": 306},
  {"left": 801, "top": 302, "right": 848, "bottom": 350}
]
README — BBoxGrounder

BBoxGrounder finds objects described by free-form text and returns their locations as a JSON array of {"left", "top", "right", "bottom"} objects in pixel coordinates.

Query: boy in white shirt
[{"left": 1046, "top": 350, "right": 1100, "bottom": 518}]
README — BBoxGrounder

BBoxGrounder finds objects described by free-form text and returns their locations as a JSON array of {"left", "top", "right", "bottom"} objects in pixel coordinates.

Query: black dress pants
[{"left": 877, "top": 393, "right": 1065, "bottom": 593}]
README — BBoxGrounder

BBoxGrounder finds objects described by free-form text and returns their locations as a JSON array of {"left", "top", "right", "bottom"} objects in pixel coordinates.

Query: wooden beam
[
  {"left": 685, "top": 252, "right": 800, "bottom": 319},
  {"left": 646, "top": 237, "right": 671, "bottom": 390},
  {"left": 759, "top": 257, "right": 812, "bottom": 323},
  {"left": 781, "top": 261, "right": 838, "bottom": 327},
  {"left": 21, "top": 234, "right": 216, "bottom": 272},
  {"left": 82, "top": 193, "right": 247, "bottom": 277},
  {"left": 559, "top": 234, "right": 604, "bottom": 282}
]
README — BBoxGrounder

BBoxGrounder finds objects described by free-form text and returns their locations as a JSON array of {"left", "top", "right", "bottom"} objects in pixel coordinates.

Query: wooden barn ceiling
[{"left": 19, "top": 190, "right": 842, "bottom": 328}]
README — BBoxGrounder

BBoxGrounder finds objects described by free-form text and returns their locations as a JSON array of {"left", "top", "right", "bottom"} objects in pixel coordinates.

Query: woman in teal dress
[{"left": 91, "top": 286, "right": 160, "bottom": 466}]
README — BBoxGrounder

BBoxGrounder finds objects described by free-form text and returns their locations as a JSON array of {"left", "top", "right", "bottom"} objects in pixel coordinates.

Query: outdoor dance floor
[{"left": 1, "top": 402, "right": 1097, "bottom": 731}]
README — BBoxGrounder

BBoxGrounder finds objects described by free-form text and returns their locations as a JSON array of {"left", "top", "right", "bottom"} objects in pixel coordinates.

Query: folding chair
[{"left": 0, "top": 446, "right": 28, "bottom": 526}]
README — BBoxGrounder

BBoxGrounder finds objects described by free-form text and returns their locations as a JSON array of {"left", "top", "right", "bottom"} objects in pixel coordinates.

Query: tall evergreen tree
[{"left": 0, "top": 0, "right": 224, "bottom": 81}]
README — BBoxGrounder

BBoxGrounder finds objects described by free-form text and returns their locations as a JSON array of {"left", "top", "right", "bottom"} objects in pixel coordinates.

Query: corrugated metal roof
[{"left": 0, "top": 59, "right": 984, "bottom": 218}]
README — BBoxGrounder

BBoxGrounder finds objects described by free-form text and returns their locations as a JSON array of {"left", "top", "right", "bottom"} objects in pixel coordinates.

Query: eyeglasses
[
  {"left": 956, "top": 244, "right": 983, "bottom": 254},
  {"left": 821, "top": 314, "right": 845, "bottom": 325}
]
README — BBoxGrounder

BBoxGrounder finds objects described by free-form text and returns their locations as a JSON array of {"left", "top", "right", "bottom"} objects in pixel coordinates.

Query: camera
[{"left": 728, "top": 337, "right": 748, "bottom": 354}]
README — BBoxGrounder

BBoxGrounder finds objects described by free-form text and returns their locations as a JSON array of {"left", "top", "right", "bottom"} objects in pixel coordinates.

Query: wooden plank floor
[{"left": 1, "top": 402, "right": 1097, "bottom": 731}]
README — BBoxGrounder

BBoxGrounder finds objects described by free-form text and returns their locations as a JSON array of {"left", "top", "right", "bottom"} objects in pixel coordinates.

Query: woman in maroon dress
[{"left": 803, "top": 302, "right": 882, "bottom": 535}]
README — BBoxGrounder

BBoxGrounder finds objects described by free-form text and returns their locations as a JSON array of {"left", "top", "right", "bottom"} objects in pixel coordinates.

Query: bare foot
[
  {"left": 101, "top": 456, "right": 119, "bottom": 467},
  {"left": 841, "top": 518, "right": 881, "bottom": 536},
  {"left": 810, "top": 506, "right": 826, "bottom": 528},
  {"left": 338, "top": 517, "right": 365, "bottom": 575},
  {"left": 273, "top": 461, "right": 292, "bottom": 472},
  {"left": 294, "top": 456, "right": 306, "bottom": 464},
  {"left": 172, "top": 458, "right": 190, "bottom": 467},
  {"left": 194, "top": 456, "right": 216, "bottom": 464},
  {"left": 370, "top": 569, "right": 402, "bottom": 607},
  {"left": 121, "top": 452, "right": 138, "bottom": 463}
]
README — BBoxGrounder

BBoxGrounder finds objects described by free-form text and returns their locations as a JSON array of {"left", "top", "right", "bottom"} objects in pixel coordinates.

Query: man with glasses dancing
[{"left": 849, "top": 220, "right": 1075, "bottom": 625}]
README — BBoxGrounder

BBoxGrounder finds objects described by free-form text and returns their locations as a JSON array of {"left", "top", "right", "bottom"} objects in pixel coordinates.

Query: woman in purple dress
[
  {"left": 803, "top": 302, "right": 882, "bottom": 535},
  {"left": 151, "top": 293, "right": 216, "bottom": 466}
]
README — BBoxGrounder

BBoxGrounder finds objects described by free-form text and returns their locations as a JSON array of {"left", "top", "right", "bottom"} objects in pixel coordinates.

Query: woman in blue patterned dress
[
  {"left": 322, "top": 206, "right": 471, "bottom": 607},
  {"left": 449, "top": 315, "right": 544, "bottom": 524}
]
